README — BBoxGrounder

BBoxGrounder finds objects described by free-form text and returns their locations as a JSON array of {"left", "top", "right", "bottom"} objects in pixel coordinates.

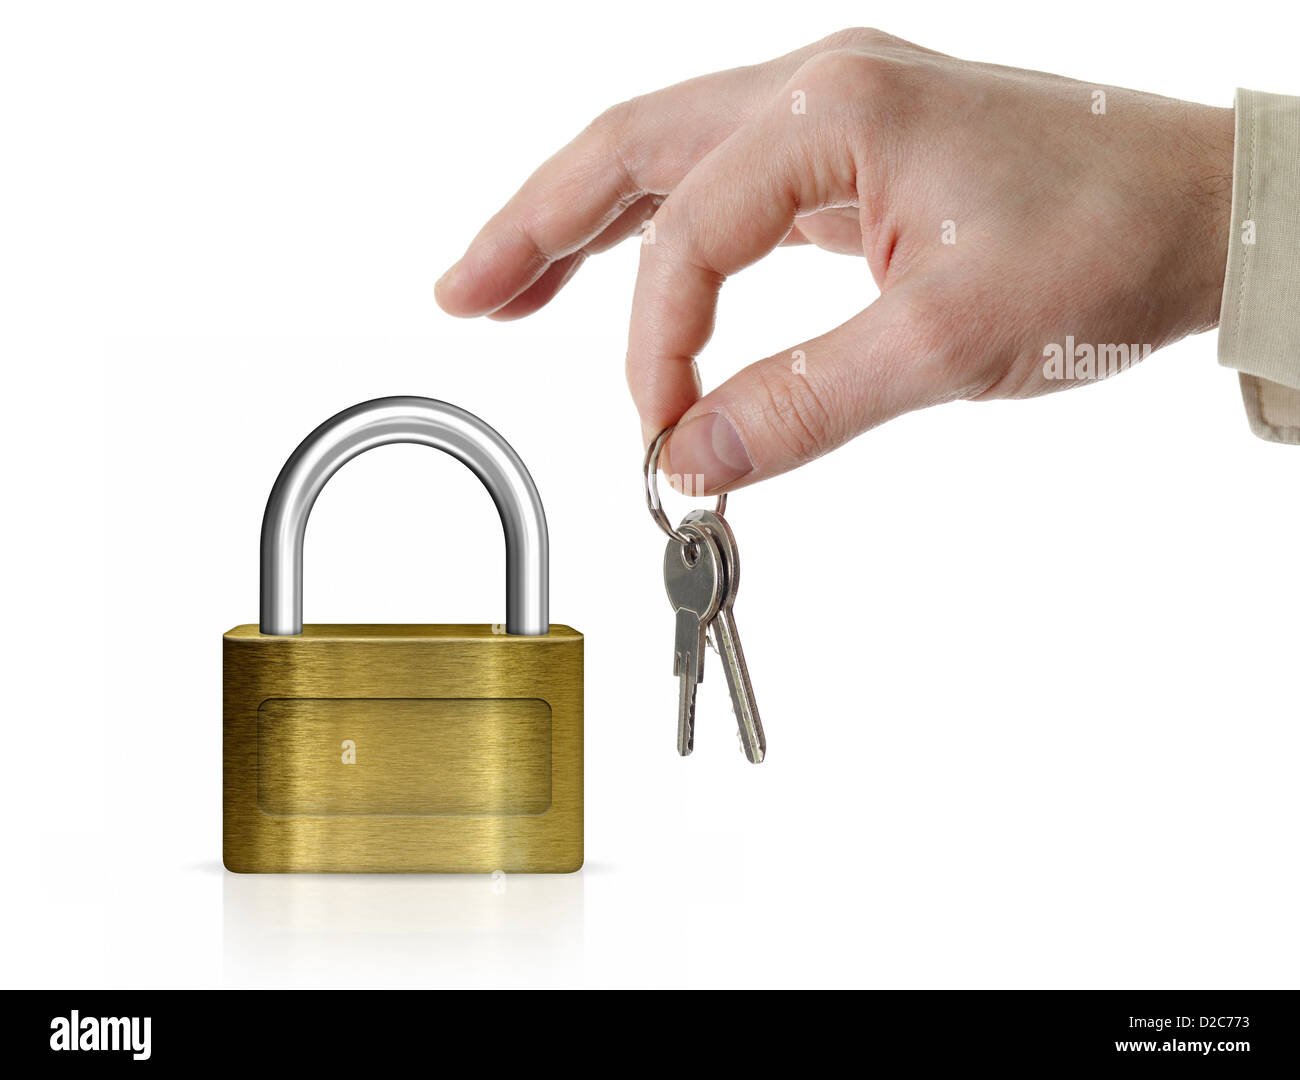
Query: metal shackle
[{"left": 259, "top": 397, "right": 549, "bottom": 636}]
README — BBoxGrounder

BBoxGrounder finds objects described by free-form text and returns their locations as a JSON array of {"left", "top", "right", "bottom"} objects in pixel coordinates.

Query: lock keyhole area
[{"left": 341, "top": 739, "right": 357, "bottom": 765}]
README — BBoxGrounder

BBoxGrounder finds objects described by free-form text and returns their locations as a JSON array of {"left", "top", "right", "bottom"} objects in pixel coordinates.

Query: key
[
  {"left": 682, "top": 510, "right": 766, "bottom": 764},
  {"left": 663, "top": 528, "right": 724, "bottom": 756}
]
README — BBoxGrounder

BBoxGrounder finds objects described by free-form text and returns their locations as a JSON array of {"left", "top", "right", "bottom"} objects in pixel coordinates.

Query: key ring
[{"left": 644, "top": 425, "right": 727, "bottom": 548}]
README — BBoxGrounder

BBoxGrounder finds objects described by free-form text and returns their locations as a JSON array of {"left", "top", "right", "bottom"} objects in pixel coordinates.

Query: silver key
[
  {"left": 682, "top": 510, "right": 766, "bottom": 764},
  {"left": 663, "top": 528, "right": 723, "bottom": 756}
]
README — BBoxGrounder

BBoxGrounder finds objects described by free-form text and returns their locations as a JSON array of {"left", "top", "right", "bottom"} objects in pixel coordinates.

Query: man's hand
[{"left": 435, "top": 29, "right": 1233, "bottom": 491}]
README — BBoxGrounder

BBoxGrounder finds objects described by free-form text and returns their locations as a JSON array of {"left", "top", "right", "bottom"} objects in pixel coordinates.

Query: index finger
[{"left": 626, "top": 100, "right": 859, "bottom": 440}]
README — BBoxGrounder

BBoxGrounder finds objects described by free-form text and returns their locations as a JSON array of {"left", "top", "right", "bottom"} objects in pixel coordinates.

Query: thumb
[{"left": 662, "top": 285, "right": 975, "bottom": 492}]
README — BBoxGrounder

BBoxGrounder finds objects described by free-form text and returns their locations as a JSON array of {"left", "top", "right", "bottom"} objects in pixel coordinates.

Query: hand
[{"left": 435, "top": 28, "right": 1233, "bottom": 491}]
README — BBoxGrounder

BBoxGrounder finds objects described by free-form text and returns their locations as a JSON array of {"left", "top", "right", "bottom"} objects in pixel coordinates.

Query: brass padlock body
[{"left": 223, "top": 624, "right": 582, "bottom": 873}]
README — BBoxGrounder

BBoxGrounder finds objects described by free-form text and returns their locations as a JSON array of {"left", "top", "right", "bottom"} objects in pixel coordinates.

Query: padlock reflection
[{"left": 222, "top": 871, "right": 585, "bottom": 984}]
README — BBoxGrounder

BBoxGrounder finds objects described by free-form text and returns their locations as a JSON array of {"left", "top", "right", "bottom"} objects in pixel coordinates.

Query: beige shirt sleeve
[{"left": 1219, "top": 88, "right": 1300, "bottom": 443}]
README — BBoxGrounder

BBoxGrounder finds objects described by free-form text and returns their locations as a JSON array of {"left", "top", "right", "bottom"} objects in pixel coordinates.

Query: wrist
[{"left": 1185, "top": 105, "right": 1235, "bottom": 334}]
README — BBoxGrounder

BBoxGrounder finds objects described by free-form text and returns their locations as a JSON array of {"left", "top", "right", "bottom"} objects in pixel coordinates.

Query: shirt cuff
[{"left": 1218, "top": 88, "right": 1300, "bottom": 444}]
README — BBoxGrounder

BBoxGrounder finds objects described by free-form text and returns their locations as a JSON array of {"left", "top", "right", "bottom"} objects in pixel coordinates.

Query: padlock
[{"left": 223, "top": 397, "right": 583, "bottom": 873}]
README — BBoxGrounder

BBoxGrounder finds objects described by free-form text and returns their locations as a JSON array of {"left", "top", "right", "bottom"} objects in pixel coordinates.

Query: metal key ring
[{"left": 644, "top": 425, "right": 727, "bottom": 547}]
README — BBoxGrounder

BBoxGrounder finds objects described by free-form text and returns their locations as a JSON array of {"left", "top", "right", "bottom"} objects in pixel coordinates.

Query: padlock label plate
[{"left": 258, "top": 697, "right": 552, "bottom": 817}]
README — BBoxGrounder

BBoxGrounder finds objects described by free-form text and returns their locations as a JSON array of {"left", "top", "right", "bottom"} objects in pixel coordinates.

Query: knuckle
[
  {"left": 784, "top": 49, "right": 908, "bottom": 140},
  {"left": 586, "top": 100, "right": 632, "bottom": 140},
  {"left": 791, "top": 48, "right": 895, "bottom": 101},
  {"left": 819, "top": 27, "right": 899, "bottom": 51},
  {"left": 584, "top": 97, "right": 642, "bottom": 182},
  {"left": 753, "top": 367, "right": 841, "bottom": 461},
  {"left": 584, "top": 99, "right": 635, "bottom": 158}
]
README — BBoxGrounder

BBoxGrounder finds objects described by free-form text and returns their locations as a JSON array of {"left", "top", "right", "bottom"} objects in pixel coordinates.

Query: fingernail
[{"left": 669, "top": 412, "right": 752, "bottom": 493}]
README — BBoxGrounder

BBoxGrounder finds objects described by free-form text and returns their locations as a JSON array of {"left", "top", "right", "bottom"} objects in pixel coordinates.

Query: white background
[{"left": 3, "top": 0, "right": 1297, "bottom": 989}]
